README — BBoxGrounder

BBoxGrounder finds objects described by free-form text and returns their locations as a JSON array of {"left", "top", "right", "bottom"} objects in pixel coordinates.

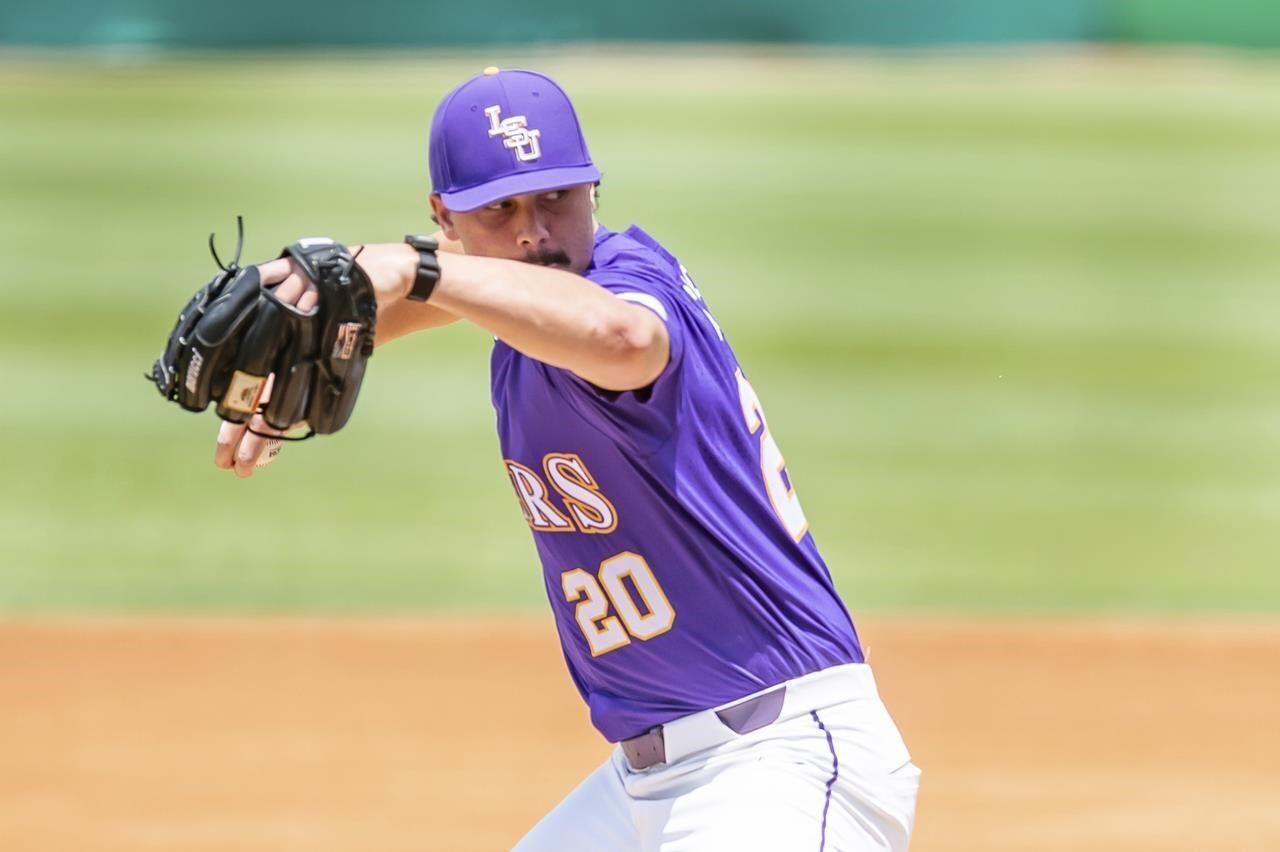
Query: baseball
[{"left": 255, "top": 438, "right": 283, "bottom": 468}]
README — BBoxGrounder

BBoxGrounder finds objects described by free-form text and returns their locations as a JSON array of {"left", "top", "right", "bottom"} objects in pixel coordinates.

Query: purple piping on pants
[{"left": 811, "top": 710, "right": 838, "bottom": 852}]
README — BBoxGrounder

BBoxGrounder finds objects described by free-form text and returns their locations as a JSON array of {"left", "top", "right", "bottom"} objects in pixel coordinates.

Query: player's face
[{"left": 431, "top": 184, "right": 597, "bottom": 275}]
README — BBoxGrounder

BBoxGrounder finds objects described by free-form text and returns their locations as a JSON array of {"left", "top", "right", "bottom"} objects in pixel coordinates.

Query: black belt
[{"left": 620, "top": 685, "right": 787, "bottom": 771}]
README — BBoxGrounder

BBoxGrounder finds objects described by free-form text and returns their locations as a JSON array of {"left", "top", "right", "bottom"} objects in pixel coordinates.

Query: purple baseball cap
[{"left": 429, "top": 67, "right": 601, "bottom": 212}]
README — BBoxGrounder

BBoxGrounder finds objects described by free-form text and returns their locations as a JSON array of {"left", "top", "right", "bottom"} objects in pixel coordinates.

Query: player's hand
[
  {"left": 214, "top": 414, "right": 279, "bottom": 478},
  {"left": 252, "top": 256, "right": 318, "bottom": 309},
  {"left": 213, "top": 375, "right": 304, "bottom": 478},
  {"left": 209, "top": 236, "right": 461, "bottom": 477},
  {"left": 204, "top": 264, "right": 316, "bottom": 479},
  {"left": 255, "top": 242, "right": 419, "bottom": 309}
]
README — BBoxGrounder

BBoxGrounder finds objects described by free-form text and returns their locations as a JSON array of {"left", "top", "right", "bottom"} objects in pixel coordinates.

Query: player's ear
[
  {"left": 590, "top": 182, "right": 599, "bottom": 212},
  {"left": 429, "top": 193, "right": 460, "bottom": 240}
]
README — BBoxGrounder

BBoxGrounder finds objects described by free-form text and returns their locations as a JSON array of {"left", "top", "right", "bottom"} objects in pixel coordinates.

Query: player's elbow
[
  {"left": 587, "top": 308, "right": 670, "bottom": 391},
  {"left": 606, "top": 309, "right": 663, "bottom": 360}
]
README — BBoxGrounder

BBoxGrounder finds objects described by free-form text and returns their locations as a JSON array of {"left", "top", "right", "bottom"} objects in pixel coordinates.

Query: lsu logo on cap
[{"left": 484, "top": 105, "right": 541, "bottom": 163}]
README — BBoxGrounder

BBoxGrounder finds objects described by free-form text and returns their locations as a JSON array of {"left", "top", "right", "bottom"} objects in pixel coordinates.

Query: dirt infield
[{"left": 2, "top": 617, "right": 1278, "bottom": 851}]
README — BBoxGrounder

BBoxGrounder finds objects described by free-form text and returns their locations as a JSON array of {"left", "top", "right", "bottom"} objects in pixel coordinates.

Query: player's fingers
[
  {"left": 270, "top": 272, "right": 310, "bottom": 307},
  {"left": 295, "top": 287, "right": 319, "bottom": 314},
  {"left": 232, "top": 374, "right": 281, "bottom": 478},
  {"left": 256, "top": 257, "right": 295, "bottom": 286},
  {"left": 258, "top": 260, "right": 319, "bottom": 310},
  {"left": 233, "top": 413, "right": 274, "bottom": 478},
  {"left": 215, "top": 419, "right": 247, "bottom": 470}
]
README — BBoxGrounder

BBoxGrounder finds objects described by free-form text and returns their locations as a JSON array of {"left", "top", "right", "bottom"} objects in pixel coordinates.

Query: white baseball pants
[{"left": 514, "top": 664, "right": 920, "bottom": 851}]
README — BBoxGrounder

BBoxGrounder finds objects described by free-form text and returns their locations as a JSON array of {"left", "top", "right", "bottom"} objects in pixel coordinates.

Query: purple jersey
[{"left": 491, "top": 224, "right": 863, "bottom": 742}]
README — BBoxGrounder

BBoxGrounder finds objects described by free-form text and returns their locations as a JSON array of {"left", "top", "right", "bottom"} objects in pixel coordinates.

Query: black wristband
[{"left": 404, "top": 234, "right": 441, "bottom": 302}]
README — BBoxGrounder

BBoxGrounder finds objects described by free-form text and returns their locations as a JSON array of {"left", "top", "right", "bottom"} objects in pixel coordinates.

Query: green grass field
[{"left": 1, "top": 48, "right": 1277, "bottom": 614}]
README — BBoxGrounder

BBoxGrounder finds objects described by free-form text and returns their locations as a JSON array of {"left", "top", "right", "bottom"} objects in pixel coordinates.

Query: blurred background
[
  {"left": 1, "top": 0, "right": 1276, "bottom": 615},
  {"left": 2, "top": 5, "right": 1279, "bottom": 851}
]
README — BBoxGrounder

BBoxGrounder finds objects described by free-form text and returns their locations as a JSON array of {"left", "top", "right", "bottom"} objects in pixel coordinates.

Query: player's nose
[{"left": 513, "top": 201, "right": 550, "bottom": 249}]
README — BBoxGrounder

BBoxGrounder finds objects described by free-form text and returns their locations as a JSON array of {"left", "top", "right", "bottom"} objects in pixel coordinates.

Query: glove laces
[{"left": 209, "top": 215, "right": 246, "bottom": 273}]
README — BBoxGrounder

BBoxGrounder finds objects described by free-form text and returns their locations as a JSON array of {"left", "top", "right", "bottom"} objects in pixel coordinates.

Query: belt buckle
[{"left": 621, "top": 726, "right": 666, "bottom": 771}]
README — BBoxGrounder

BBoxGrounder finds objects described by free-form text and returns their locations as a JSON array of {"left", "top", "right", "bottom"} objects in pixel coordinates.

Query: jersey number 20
[
  {"left": 736, "top": 369, "right": 810, "bottom": 541},
  {"left": 562, "top": 552, "right": 676, "bottom": 657}
]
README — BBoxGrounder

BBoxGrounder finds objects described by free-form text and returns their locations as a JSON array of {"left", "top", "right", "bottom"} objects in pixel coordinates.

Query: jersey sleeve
[{"left": 542, "top": 256, "right": 688, "bottom": 455}]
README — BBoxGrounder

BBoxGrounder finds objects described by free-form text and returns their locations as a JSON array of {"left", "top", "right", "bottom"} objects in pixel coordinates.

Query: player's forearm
[
  {"left": 352, "top": 241, "right": 667, "bottom": 388},
  {"left": 356, "top": 231, "right": 462, "bottom": 347},
  {"left": 374, "top": 300, "right": 457, "bottom": 347},
  {"left": 429, "top": 252, "right": 669, "bottom": 390}
]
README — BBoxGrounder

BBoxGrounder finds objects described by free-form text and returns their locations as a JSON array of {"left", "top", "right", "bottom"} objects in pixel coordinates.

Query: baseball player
[{"left": 214, "top": 68, "right": 920, "bottom": 850}]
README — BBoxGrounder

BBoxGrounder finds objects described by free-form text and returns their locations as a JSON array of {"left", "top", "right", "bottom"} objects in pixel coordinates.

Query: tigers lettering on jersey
[
  {"left": 544, "top": 453, "right": 619, "bottom": 534},
  {"left": 505, "top": 453, "right": 618, "bottom": 534},
  {"left": 504, "top": 459, "right": 574, "bottom": 532}
]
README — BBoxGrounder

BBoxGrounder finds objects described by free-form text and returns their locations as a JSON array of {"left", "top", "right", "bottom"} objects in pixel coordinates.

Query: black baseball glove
[{"left": 147, "top": 219, "right": 377, "bottom": 439}]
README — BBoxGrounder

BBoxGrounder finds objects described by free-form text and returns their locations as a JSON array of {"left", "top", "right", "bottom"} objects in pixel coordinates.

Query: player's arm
[
  {"left": 375, "top": 297, "right": 456, "bottom": 345},
  {"left": 428, "top": 251, "right": 669, "bottom": 391},
  {"left": 372, "top": 231, "right": 461, "bottom": 347},
  {"left": 217, "top": 239, "right": 668, "bottom": 475},
  {"left": 301, "top": 242, "right": 669, "bottom": 391}
]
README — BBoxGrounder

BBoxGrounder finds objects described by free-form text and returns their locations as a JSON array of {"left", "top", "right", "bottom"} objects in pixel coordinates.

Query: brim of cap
[{"left": 438, "top": 164, "right": 602, "bottom": 212}]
